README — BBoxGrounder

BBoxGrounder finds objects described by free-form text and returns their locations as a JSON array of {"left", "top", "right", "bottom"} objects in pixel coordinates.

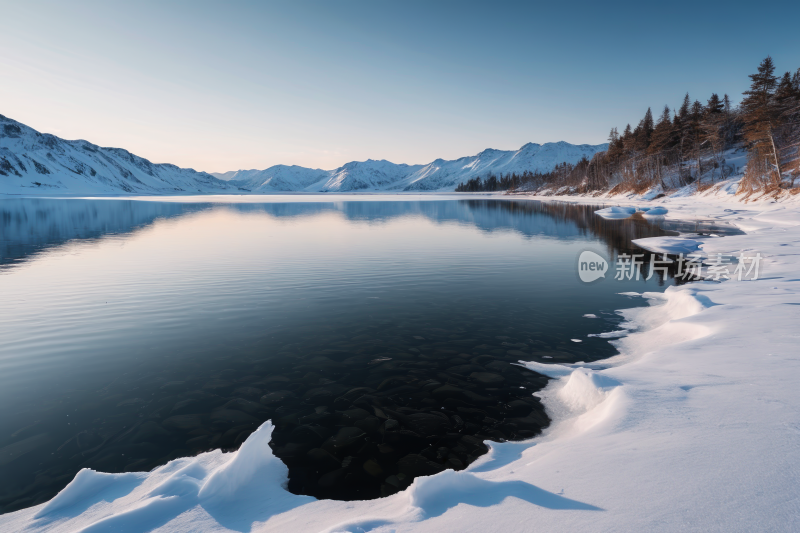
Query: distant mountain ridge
[
  {"left": 213, "top": 141, "right": 608, "bottom": 193},
  {"left": 0, "top": 114, "right": 606, "bottom": 195}
]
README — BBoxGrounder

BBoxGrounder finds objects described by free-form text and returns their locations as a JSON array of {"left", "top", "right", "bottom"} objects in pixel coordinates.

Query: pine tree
[
  {"left": 701, "top": 97, "right": 726, "bottom": 180},
  {"left": 606, "top": 127, "right": 623, "bottom": 161},
  {"left": 642, "top": 107, "right": 655, "bottom": 145},
  {"left": 706, "top": 93, "right": 724, "bottom": 115},
  {"left": 741, "top": 56, "right": 781, "bottom": 185},
  {"left": 672, "top": 110, "right": 683, "bottom": 131},
  {"left": 775, "top": 70, "right": 800, "bottom": 186},
  {"left": 621, "top": 124, "right": 634, "bottom": 153},
  {"left": 775, "top": 72, "right": 796, "bottom": 111},
  {"left": 633, "top": 109, "right": 654, "bottom": 153},
  {"left": 631, "top": 122, "right": 644, "bottom": 152},
  {"left": 689, "top": 100, "right": 704, "bottom": 179},
  {"left": 691, "top": 100, "right": 704, "bottom": 122},
  {"left": 673, "top": 93, "right": 693, "bottom": 165},
  {"left": 649, "top": 105, "right": 674, "bottom": 155},
  {"left": 721, "top": 94, "right": 737, "bottom": 148},
  {"left": 679, "top": 93, "right": 691, "bottom": 121}
]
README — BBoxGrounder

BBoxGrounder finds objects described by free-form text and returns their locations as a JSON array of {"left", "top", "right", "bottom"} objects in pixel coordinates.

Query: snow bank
[
  {"left": 33, "top": 470, "right": 144, "bottom": 519},
  {"left": 197, "top": 421, "right": 286, "bottom": 500},
  {"left": 631, "top": 236, "right": 702, "bottom": 254},
  {"left": 556, "top": 369, "right": 621, "bottom": 413},
  {"left": 3, "top": 422, "right": 314, "bottom": 532},
  {"left": 406, "top": 469, "right": 602, "bottom": 517}
]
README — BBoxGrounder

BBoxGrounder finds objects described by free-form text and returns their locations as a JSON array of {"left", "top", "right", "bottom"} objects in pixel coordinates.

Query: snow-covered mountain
[
  {"left": 0, "top": 115, "right": 238, "bottom": 195},
  {"left": 397, "top": 141, "right": 606, "bottom": 191},
  {"left": 224, "top": 141, "right": 607, "bottom": 192},
  {"left": 217, "top": 165, "right": 329, "bottom": 192},
  {"left": 209, "top": 170, "right": 254, "bottom": 181},
  {"left": 1, "top": 113, "right": 607, "bottom": 195}
]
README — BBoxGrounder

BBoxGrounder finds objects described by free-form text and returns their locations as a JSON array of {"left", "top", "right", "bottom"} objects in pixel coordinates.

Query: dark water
[{"left": 0, "top": 196, "right": 730, "bottom": 513}]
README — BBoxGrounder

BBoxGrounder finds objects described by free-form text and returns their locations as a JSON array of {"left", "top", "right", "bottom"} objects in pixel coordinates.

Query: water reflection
[
  {"left": 0, "top": 196, "right": 695, "bottom": 513},
  {"left": 0, "top": 197, "right": 719, "bottom": 270}
]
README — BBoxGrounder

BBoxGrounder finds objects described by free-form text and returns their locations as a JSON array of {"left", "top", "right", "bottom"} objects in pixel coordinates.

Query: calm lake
[{"left": 0, "top": 195, "right": 704, "bottom": 513}]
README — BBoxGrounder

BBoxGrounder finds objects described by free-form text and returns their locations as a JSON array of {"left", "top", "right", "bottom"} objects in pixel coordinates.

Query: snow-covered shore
[{"left": 2, "top": 187, "right": 800, "bottom": 532}]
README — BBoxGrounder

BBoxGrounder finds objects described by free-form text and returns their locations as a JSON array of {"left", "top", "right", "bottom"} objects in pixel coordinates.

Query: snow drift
[{"left": 16, "top": 422, "right": 312, "bottom": 533}]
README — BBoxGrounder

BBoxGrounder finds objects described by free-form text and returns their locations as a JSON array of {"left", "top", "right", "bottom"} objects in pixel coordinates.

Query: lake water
[{"left": 0, "top": 195, "right": 714, "bottom": 513}]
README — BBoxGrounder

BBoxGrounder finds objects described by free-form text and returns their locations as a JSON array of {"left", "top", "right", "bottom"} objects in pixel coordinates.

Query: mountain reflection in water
[
  {"left": 0, "top": 196, "right": 725, "bottom": 512},
  {"left": 0, "top": 197, "right": 713, "bottom": 270}
]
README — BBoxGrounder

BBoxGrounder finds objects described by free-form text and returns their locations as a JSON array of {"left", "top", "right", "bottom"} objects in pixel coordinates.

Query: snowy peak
[
  {"left": 211, "top": 140, "right": 607, "bottom": 193},
  {"left": 518, "top": 142, "right": 542, "bottom": 151},
  {"left": 318, "top": 159, "right": 424, "bottom": 192},
  {"left": 227, "top": 165, "right": 328, "bottom": 193},
  {"left": 0, "top": 114, "right": 608, "bottom": 195},
  {"left": 208, "top": 141, "right": 607, "bottom": 193},
  {"left": 396, "top": 141, "right": 608, "bottom": 191},
  {"left": 211, "top": 169, "right": 263, "bottom": 181},
  {"left": 0, "top": 114, "right": 237, "bottom": 195}
]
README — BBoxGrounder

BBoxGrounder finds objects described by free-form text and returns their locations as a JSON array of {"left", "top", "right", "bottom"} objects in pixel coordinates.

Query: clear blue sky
[{"left": 2, "top": 0, "right": 798, "bottom": 172}]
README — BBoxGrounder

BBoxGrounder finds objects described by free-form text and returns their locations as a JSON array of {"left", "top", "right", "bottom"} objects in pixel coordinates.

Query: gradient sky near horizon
[{"left": 2, "top": 1, "right": 799, "bottom": 173}]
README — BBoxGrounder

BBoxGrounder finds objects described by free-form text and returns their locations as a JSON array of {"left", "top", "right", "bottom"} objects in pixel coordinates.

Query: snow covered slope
[
  {"left": 219, "top": 142, "right": 608, "bottom": 192},
  {"left": 313, "top": 159, "right": 424, "bottom": 192},
  {"left": 0, "top": 115, "right": 238, "bottom": 196},
  {"left": 210, "top": 170, "right": 256, "bottom": 181},
  {"left": 0, "top": 113, "right": 606, "bottom": 195},
  {"left": 399, "top": 141, "right": 607, "bottom": 191},
  {"left": 227, "top": 165, "right": 329, "bottom": 192}
]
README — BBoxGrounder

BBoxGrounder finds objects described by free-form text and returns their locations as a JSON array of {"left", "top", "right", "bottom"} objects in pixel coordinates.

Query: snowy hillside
[
  {"left": 398, "top": 141, "right": 607, "bottom": 191},
  {"left": 227, "top": 165, "right": 329, "bottom": 192},
  {"left": 210, "top": 170, "right": 257, "bottom": 181},
  {"left": 220, "top": 142, "right": 608, "bottom": 193},
  {"left": 315, "top": 159, "right": 424, "bottom": 192},
  {"left": 0, "top": 113, "right": 607, "bottom": 195},
  {"left": 0, "top": 115, "right": 238, "bottom": 195}
]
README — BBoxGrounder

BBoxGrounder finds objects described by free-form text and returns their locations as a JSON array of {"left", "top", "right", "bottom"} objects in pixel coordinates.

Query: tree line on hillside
[
  {"left": 456, "top": 57, "right": 800, "bottom": 195},
  {"left": 456, "top": 172, "right": 534, "bottom": 192}
]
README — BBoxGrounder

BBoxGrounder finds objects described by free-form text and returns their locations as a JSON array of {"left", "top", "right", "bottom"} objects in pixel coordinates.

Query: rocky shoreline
[{"left": 262, "top": 341, "right": 553, "bottom": 500}]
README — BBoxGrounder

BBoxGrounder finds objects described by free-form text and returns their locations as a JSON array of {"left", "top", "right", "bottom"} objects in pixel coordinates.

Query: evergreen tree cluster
[
  {"left": 455, "top": 56, "right": 800, "bottom": 195},
  {"left": 739, "top": 57, "right": 800, "bottom": 190},
  {"left": 455, "top": 171, "right": 535, "bottom": 192}
]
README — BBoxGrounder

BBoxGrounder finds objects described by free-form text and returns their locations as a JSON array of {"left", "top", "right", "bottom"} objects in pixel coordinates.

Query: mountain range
[{"left": 0, "top": 114, "right": 606, "bottom": 195}]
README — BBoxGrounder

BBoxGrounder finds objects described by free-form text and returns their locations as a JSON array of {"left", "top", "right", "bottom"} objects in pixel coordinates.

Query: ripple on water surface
[{"left": 0, "top": 197, "right": 689, "bottom": 511}]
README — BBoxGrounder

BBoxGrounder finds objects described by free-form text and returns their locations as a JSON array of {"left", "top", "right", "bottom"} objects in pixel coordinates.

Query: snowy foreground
[{"left": 3, "top": 191, "right": 800, "bottom": 532}]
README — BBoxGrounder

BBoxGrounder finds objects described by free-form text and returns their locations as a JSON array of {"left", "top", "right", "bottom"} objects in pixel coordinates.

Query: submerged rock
[
  {"left": 397, "top": 454, "right": 445, "bottom": 478},
  {"left": 162, "top": 414, "right": 204, "bottom": 432}
]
